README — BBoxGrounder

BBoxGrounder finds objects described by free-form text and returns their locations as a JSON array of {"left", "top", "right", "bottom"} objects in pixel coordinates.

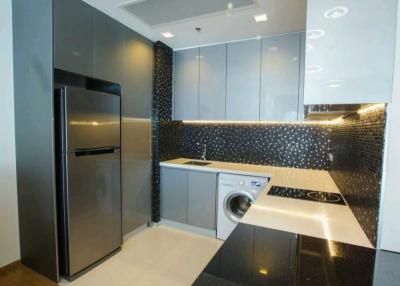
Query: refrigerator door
[
  {"left": 66, "top": 148, "right": 121, "bottom": 276},
  {"left": 64, "top": 86, "right": 120, "bottom": 151}
]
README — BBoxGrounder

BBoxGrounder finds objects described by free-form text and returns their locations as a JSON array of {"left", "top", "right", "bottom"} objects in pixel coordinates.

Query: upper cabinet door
[
  {"left": 260, "top": 33, "right": 301, "bottom": 121},
  {"left": 199, "top": 44, "right": 227, "bottom": 120},
  {"left": 174, "top": 49, "right": 200, "bottom": 120},
  {"left": 93, "top": 11, "right": 125, "bottom": 84},
  {"left": 304, "top": 0, "right": 397, "bottom": 104},
  {"left": 122, "top": 27, "right": 154, "bottom": 118},
  {"left": 226, "top": 40, "right": 261, "bottom": 120},
  {"left": 54, "top": 0, "right": 95, "bottom": 76}
]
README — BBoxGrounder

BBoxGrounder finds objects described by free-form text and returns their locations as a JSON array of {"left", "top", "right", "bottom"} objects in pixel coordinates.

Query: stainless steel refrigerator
[{"left": 55, "top": 85, "right": 122, "bottom": 279}]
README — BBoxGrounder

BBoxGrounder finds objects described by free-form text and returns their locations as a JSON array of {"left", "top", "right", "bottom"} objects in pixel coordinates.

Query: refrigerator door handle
[{"left": 73, "top": 146, "right": 120, "bottom": 157}]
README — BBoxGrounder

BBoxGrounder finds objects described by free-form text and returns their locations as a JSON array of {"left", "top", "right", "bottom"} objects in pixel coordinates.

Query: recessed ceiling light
[
  {"left": 161, "top": 32, "right": 174, "bottom": 38},
  {"left": 324, "top": 6, "right": 349, "bottom": 19},
  {"left": 306, "top": 29, "right": 325, "bottom": 40},
  {"left": 254, "top": 14, "right": 268, "bottom": 22},
  {"left": 306, "top": 65, "right": 323, "bottom": 74}
]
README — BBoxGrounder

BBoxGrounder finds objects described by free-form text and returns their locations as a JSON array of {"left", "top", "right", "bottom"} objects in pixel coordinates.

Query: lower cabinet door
[
  {"left": 161, "top": 168, "right": 188, "bottom": 223},
  {"left": 188, "top": 172, "right": 217, "bottom": 230}
]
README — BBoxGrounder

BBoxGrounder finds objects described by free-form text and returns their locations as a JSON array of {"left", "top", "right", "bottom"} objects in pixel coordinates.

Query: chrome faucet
[{"left": 201, "top": 144, "right": 207, "bottom": 161}]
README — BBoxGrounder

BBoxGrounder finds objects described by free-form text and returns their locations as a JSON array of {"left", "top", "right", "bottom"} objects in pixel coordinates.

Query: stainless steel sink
[{"left": 184, "top": 160, "right": 211, "bottom": 166}]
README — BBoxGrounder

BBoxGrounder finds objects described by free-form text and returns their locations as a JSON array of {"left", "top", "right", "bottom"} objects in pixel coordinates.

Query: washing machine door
[{"left": 223, "top": 191, "right": 255, "bottom": 223}]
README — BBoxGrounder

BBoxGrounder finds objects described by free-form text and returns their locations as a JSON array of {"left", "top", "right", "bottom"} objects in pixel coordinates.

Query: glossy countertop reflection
[{"left": 193, "top": 223, "right": 400, "bottom": 286}]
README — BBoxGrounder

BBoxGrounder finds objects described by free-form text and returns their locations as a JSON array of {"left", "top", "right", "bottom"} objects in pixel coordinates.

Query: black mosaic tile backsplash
[
  {"left": 171, "top": 122, "right": 331, "bottom": 169},
  {"left": 329, "top": 107, "right": 387, "bottom": 247},
  {"left": 152, "top": 41, "right": 173, "bottom": 222}
]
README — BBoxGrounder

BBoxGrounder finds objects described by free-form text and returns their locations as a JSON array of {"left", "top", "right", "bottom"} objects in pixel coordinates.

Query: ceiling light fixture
[
  {"left": 161, "top": 32, "right": 174, "bottom": 38},
  {"left": 307, "top": 29, "right": 325, "bottom": 40},
  {"left": 324, "top": 6, "right": 349, "bottom": 19},
  {"left": 254, "top": 14, "right": 268, "bottom": 22},
  {"left": 306, "top": 65, "right": 323, "bottom": 74}
]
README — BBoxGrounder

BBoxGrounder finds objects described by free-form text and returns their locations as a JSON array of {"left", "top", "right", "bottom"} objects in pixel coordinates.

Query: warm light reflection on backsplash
[
  {"left": 357, "top": 103, "right": 386, "bottom": 115},
  {"left": 182, "top": 117, "right": 344, "bottom": 125},
  {"left": 69, "top": 121, "right": 119, "bottom": 126}
]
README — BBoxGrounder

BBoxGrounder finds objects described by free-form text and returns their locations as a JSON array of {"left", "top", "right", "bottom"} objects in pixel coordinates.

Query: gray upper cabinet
[
  {"left": 260, "top": 33, "right": 301, "bottom": 121},
  {"left": 226, "top": 39, "right": 261, "bottom": 121},
  {"left": 161, "top": 168, "right": 188, "bottom": 224},
  {"left": 122, "top": 28, "right": 154, "bottom": 118},
  {"left": 54, "top": 0, "right": 94, "bottom": 76},
  {"left": 187, "top": 172, "right": 217, "bottom": 230},
  {"left": 174, "top": 48, "right": 199, "bottom": 120},
  {"left": 93, "top": 10, "right": 125, "bottom": 84},
  {"left": 199, "top": 44, "right": 227, "bottom": 120},
  {"left": 297, "top": 33, "right": 306, "bottom": 120},
  {"left": 304, "top": 0, "right": 397, "bottom": 104}
]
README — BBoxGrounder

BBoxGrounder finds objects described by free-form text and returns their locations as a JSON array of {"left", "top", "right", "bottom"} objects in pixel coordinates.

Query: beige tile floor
[{"left": 61, "top": 225, "right": 223, "bottom": 286}]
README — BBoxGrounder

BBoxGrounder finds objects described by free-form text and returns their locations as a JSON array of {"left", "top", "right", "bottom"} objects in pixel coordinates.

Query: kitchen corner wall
[
  {"left": 329, "top": 107, "right": 387, "bottom": 247},
  {"left": 153, "top": 42, "right": 387, "bottom": 247},
  {"left": 152, "top": 41, "right": 173, "bottom": 222}
]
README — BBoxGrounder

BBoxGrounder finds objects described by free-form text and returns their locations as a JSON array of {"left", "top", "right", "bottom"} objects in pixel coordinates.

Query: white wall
[
  {"left": 379, "top": 0, "right": 400, "bottom": 252},
  {"left": 0, "top": 0, "right": 20, "bottom": 267}
]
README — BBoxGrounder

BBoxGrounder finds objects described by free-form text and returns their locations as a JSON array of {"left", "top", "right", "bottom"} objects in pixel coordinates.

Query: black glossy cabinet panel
[
  {"left": 54, "top": 0, "right": 94, "bottom": 76},
  {"left": 93, "top": 10, "right": 124, "bottom": 84}
]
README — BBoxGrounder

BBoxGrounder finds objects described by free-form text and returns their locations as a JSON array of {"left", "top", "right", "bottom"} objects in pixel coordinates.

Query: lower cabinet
[
  {"left": 161, "top": 168, "right": 188, "bottom": 224},
  {"left": 161, "top": 167, "right": 217, "bottom": 230},
  {"left": 188, "top": 171, "right": 217, "bottom": 229}
]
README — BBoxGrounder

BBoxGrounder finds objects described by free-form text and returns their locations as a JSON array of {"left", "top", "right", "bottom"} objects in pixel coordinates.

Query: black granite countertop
[{"left": 193, "top": 223, "right": 400, "bottom": 286}]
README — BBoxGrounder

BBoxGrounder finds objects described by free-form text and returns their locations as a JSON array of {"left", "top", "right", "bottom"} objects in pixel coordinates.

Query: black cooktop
[
  {"left": 193, "top": 224, "right": 400, "bottom": 286},
  {"left": 267, "top": 186, "right": 347, "bottom": 205}
]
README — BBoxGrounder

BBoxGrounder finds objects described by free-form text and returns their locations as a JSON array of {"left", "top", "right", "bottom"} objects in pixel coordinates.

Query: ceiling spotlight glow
[
  {"left": 324, "top": 6, "right": 349, "bottom": 19},
  {"left": 307, "top": 29, "right": 325, "bottom": 40},
  {"left": 161, "top": 32, "right": 174, "bottom": 38},
  {"left": 254, "top": 14, "right": 268, "bottom": 22},
  {"left": 306, "top": 65, "right": 323, "bottom": 74},
  {"left": 325, "top": 80, "right": 343, "bottom": 88},
  {"left": 306, "top": 44, "right": 314, "bottom": 53}
]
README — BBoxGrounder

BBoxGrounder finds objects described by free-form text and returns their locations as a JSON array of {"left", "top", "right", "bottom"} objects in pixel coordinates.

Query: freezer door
[
  {"left": 66, "top": 148, "right": 121, "bottom": 276},
  {"left": 64, "top": 86, "right": 120, "bottom": 151}
]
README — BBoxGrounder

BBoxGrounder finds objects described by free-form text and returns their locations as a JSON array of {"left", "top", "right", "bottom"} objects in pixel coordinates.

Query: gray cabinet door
[
  {"left": 188, "top": 171, "right": 217, "bottom": 230},
  {"left": 297, "top": 32, "right": 306, "bottom": 120},
  {"left": 94, "top": 10, "right": 124, "bottom": 84},
  {"left": 260, "top": 33, "right": 301, "bottom": 121},
  {"left": 174, "top": 48, "right": 199, "bottom": 120},
  {"left": 226, "top": 39, "right": 261, "bottom": 120},
  {"left": 199, "top": 44, "right": 227, "bottom": 120},
  {"left": 54, "top": 0, "right": 94, "bottom": 76},
  {"left": 121, "top": 27, "right": 153, "bottom": 235},
  {"left": 161, "top": 168, "right": 188, "bottom": 224}
]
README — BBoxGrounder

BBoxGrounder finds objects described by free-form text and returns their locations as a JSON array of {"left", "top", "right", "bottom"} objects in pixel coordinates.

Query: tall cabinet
[{"left": 13, "top": 0, "right": 154, "bottom": 281}]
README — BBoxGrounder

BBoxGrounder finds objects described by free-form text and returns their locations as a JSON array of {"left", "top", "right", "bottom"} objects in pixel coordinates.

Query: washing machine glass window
[{"left": 224, "top": 191, "right": 254, "bottom": 223}]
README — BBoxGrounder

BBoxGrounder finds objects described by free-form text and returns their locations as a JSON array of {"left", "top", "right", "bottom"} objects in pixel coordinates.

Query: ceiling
[{"left": 83, "top": 0, "right": 307, "bottom": 50}]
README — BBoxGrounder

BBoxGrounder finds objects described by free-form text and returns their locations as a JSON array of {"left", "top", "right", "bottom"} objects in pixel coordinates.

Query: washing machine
[{"left": 217, "top": 173, "right": 269, "bottom": 240}]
